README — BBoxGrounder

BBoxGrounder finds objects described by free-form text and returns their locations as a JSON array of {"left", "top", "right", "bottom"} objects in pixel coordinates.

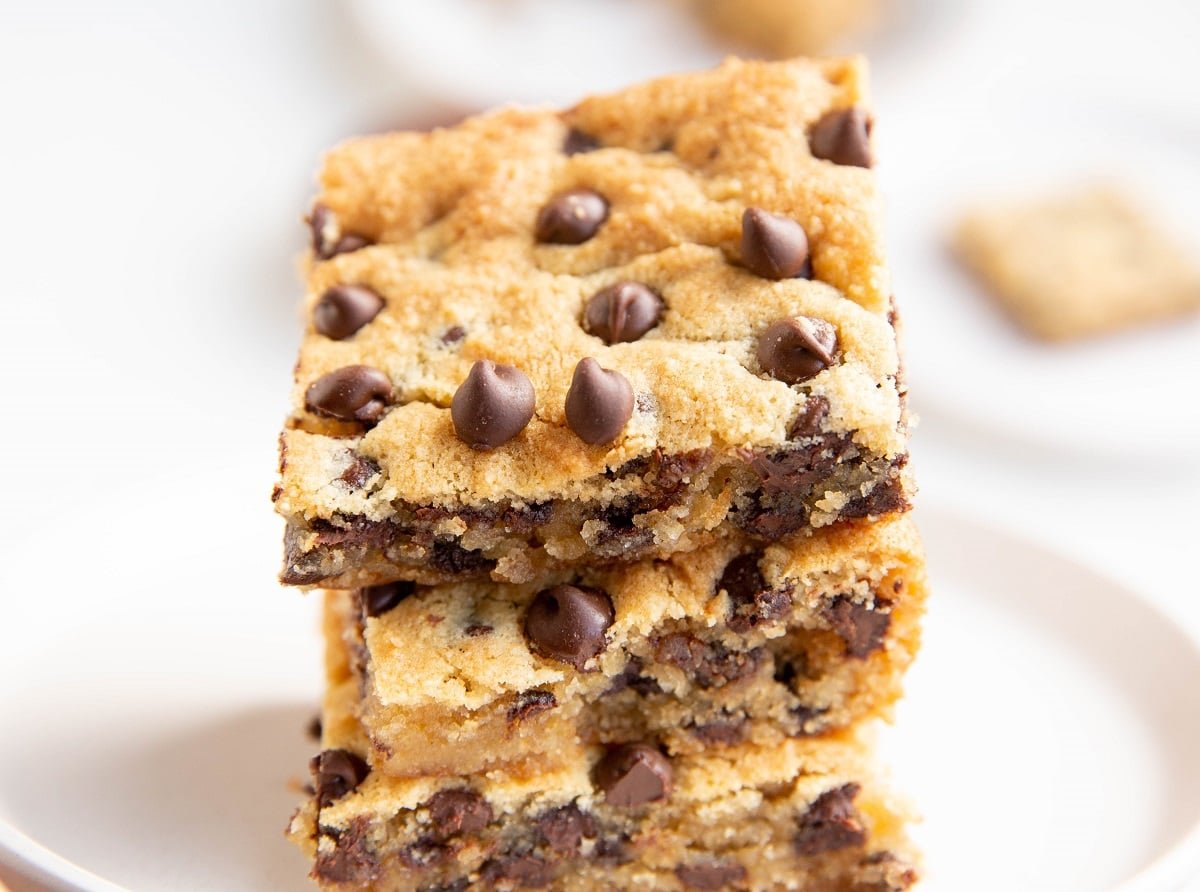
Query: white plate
[
  {"left": 1, "top": 469, "right": 1199, "bottom": 891},
  {"left": 884, "top": 95, "right": 1200, "bottom": 462}
]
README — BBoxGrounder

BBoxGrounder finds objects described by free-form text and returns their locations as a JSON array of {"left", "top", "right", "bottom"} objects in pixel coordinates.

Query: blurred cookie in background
[
  {"left": 953, "top": 185, "right": 1200, "bottom": 341},
  {"left": 689, "top": 0, "right": 881, "bottom": 56}
]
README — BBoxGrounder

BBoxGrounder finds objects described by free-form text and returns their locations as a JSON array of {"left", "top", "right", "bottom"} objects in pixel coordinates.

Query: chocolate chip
[
  {"left": 425, "top": 789, "right": 492, "bottom": 840},
  {"left": 809, "top": 108, "right": 873, "bottom": 168},
  {"left": 536, "top": 189, "right": 608, "bottom": 244},
  {"left": 305, "top": 365, "right": 393, "bottom": 425},
  {"left": 790, "top": 704, "right": 830, "bottom": 736},
  {"left": 688, "top": 718, "right": 746, "bottom": 745},
  {"left": 676, "top": 861, "right": 748, "bottom": 890},
  {"left": 360, "top": 581, "right": 414, "bottom": 618},
  {"left": 563, "top": 128, "right": 601, "bottom": 155},
  {"left": 313, "top": 285, "right": 385, "bottom": 340},
  {"left": 757, "top": 317, "right": 837, "bottom": 384},
  {"left": 536, "top": 804, "right": 598, "bottom": 854},
  {"left": 605, "top": 658, "right": 662, "bottom": 696},
  {"left": 583, "top": 281, "right": 665, "bottom": 344},
  {"left": 441, "top": 325, "right": 466, "bottom": 345},
  {"left": 450, "top": 360, "right": 536, "bottom": 449},
  {"left": 718, "top": 553, "right": 765, "bottom": 604},
  {"left": 653, "top": 634, "right": 763, "bottom": 689},
  {"left": 824, "top": 597, "right": 891, "bottom": 658},
  {"left": 311, "top": 749, "right": 369, "bottom": 807},
  {"left": 593, "top": 743, "right": 672, "bottom": 807},
  {"left": 314, "top": 817, "right": 379, "bottom": 884},
  {"left": 788, "top": 395, "right": 831, "bottom": 439},
  {"left": 721, "top": 551, "right": 792, "bottom": 635},
  {"left": 480, "top": 855, "right": 554, "bottom": 887},
  {"left": 564, "top": 358, "right": 633, "bottom": 445},
  {"left": 309, "top": 204, "right": 373, "bottom": 260},
  {"left": 524, "top": 584, "right": 614, "bottom": 670},
  {"left": 741, "top": 207, "right": 810, "bottom": 280},
  {"left": 794, "top": 784, "right": 865, "bottom": 855},
  {"left": 306, "top": 714, "right": 322, "bottom": 741},
  {"left": 464, "top": 623, "right": 493, "bottom": 637},
  {"left": 338, "top": 452, "right": 381, "bottom": 489},
  {"left": 507, "top": 689, "right": 557, "bottom": 723}
]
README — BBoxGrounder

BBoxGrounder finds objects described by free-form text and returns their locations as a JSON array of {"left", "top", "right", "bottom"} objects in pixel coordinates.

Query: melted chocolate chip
[
  {"left": 480, "top": 854, "right": 554, "bottom": 888},
  {"left": 721, "top": 551, "right": 792, "bottom": 635},
  {"left": 605, "top": 658, "right": 663, "bottom": 696},
  {"left": 653, "top": 634, "right": 763, "bottom": 689},
  {"left": 535, "top": 189, "right": 609, "bottom": 244},
  {"left": 450, "top": 360, "right": 536, "bottom": 449},
  {"left": 757, "top": 317, "right": 837, "bottom": 384},
  {"left": 464, "top": 623, "right": 493, "bottom": 637},
  {"left": 563, "top": 128, "right": 601, "bottom": 155},
  {"left": 809, "top": 108, "right": 874, "bottom": 168},
  {"left": 790, "top": 703, "right": 830, "bottom": 736},
  {"left": 594, "top": 744, "right": 672, "bottom": 807},
  {"left": 425, "top": 789, "right": 492, "bottom": 840},
  {"left": 676, "top": 861, "right": 748, "bottom": 890},
  {"left": 688, "top": 717, "right": 746, "bottom": 745},
  {"left": 441, "top": 325, "right": 466, "bottom": 345},
  {"left": 360, "top": 581, "right": 414, "bottom": 618},
  {"left": 536, "top": 804, "right": 598, "bottom": 854},
  {"left": 741, "top": 207, "right": 810, "bottom": 279},
  {"left": 564, "top": 358, "right": 634, "bottom": 445},
  {"left": 507, "top": 689, "right": 557, "bottom": 723},
  {"left": 313, "top": 285, "right": 385, "bottom": 340},
  {"left": 794, "top": 784, "right": 866, "bottom": 855},
  {"left": 583, "top": 281, "right": 665, "bottom": 344},
  {"left": 524, "top": 584, "right": 614, "bottom": 670},
  {"left": 824, "top": 597, "right": 891, "bottom": 659},
  {"left": 314, "top": 817, "right": 379, "bottom": 884},
  {"left": 305, "top": 365, "right": 393, "bottom": 425},
  {"left": 311, "top": 749, "right": 369, "bottom": 807}
]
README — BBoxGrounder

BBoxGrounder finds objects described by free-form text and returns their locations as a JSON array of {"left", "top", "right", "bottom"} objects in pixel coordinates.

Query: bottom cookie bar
[{"left": 288, "top": 612, "right": 919, "bottom": 891}]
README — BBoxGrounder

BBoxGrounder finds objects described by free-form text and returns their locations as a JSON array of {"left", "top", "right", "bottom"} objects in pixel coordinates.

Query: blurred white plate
[
  {"left": 885, "top": 96, "right": 1200, "bottom": 462},
  {"left": 1, "top": 469, "right": 1199, "bottom": 891}
]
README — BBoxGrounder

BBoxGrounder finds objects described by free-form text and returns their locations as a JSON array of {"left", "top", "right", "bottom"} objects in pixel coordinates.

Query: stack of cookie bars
[{"left": 276, "top": 57, "right": 926, "bottom": 891}]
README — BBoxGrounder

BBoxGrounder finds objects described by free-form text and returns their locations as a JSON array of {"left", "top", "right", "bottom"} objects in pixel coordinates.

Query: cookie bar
[
  {"left": 287, "top": 622, "right": 919, "bottom": 891},
  {"left": 954, "top": 184, "right": 1200, "bottom": 340},
  {"left": 275, "top": 57, "right": 912, "bottom": 588},
  {"left": 690, "top": 0, "right": 879, "bottom": 58},
  {"left": 334, "top": 516, "right": 924, "bottom": 777}
]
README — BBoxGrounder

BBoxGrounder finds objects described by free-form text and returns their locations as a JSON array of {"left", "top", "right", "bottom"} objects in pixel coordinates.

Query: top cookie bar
[{"left": 275, "top": 56, "right": 911, "bottom": 588}]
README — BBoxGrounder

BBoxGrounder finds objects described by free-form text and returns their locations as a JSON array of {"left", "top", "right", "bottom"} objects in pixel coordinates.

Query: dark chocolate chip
[
  {"left": 536, "top": 804, "right": 598, "bottom": 854},
  {"left": 305, "top": 365, "right": 393, "bottom": 425},
  {"left": 535, "top": 189, "right": 609, "bottom": 244},
  {"left": 583, "top": 281, "right": 665, "bottom": 344},
  {"left": 794, "top": 784, "right": 866, "bottom": 855},
  {"left": 688, "top": 718, "right": 746, "bottom": 745},
  {"left": 441, "top": 325, "right": 466, "bottom": 345},
  {"left": 741, "top": 207, "right": 810, "bottom": 280},
  {"left": 480, "top": 854, "right": 554, "bottom": 888},
  {"left": 309, "top": 204, "right": 373, "bottom": 260},
  {"left": 314, "top": 817, "right": 379, "bottom": 884},
  {"left": 313, "top": 285, "right": 385, "bottom": 340},
  {"left": 563, "top": 128, "right": 601, "bottom": 155},
  {"left": 507, "top": 689, "right": 557, "bottom": 723},
  {"left": 427, "top": 539, "right": 496, "bottom": 576},
  {"left": 676, "top": 861, "right": 748, "bottom": 890},
  {"left": 809, "top": 108, "right": 874, "bottom": 168},
  {"left": 425, "top": 789, "right": 493, "bottom": 840},
  {"left": 524, "top": 584, "right": 614, "bottom": 670},
  {"left": 720, "top": 552, "right": 792, "bottom": 633},
  {"left": 824, "top": 597, "right": 891, "bottom": 659},
  {"left": 605, "top": 658, "right": 663, "bottom": 696},
  {"left": 311, "top": 749, "right": 369, "bottom": 807},
  {"left": 788, "top": 395, "right": 831, "bottom": 440},
  {"left": 564, "top": 358, "right": 634, "bottom": 445},
  {"left": 306, "top": 714, "right": 322, "bottom": 741},
  {"left": 593, "top": 743, "right": 673, "bottom": 807},
  {"left": 718, "top": 553, "right": 766, "bottom": 604},
  {"left": 653, "top": 634, "right": 763, "bottom": 689},
  {"left": 360, "top": 581, "right": 414, "bottom": 618},
  {"left": 464, "top": 623, "right": 493, "bottom": 637},
  {"left": 757, "top": 317, "right": 837, "bottom": 384},
  {"left": 450, "top": 359, "right": 536, "bottom": 448},
  {"left": 338, "top": 452, "right": 381, "bottom": 489}
]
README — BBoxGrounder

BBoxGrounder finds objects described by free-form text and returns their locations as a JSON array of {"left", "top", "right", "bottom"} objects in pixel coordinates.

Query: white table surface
[{"left": 0, "top": 0, "right": 1196, "bottom": 889}]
